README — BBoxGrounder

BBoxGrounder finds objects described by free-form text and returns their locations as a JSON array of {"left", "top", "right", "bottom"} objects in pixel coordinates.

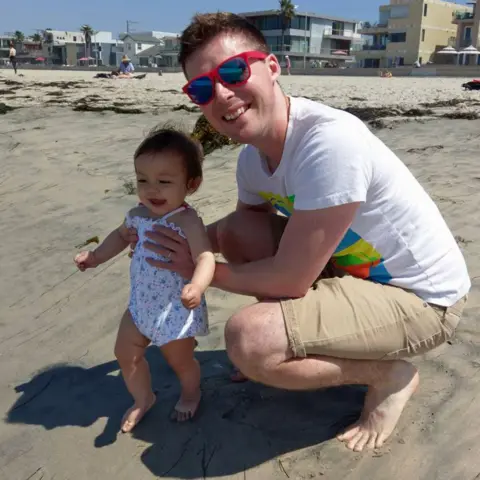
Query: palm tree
[
  {"left": 31, "top": 33, "right": 42, "bottom": 43},
  {"left": 14, "top": 30, "right": 25, "bottom": 48},
  {"left": 278, "top": 0, "right": 296, "bottom": 53},
  {"left": 80, "top": 24, "right": 94, "bottom": 58}
]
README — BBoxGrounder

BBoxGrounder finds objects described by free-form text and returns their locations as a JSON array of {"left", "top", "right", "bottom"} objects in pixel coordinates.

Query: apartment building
[
  {"left": 119, "top": 31, "right": 177, "bottom": 65},
  {"left": 240, "top": 9, "right": 363, "bottom": 68},
  {"left": 357, "top": 0, "right": 471, "bottom": 68},
  {"left": 452, "top": 0, "right": 480, "bottom": 58},
  {"left": 43, "top": 30, "right": 123, "bottom": 65},
  {"left": 136, "top": 35, "right": 181, "bottom": 67},
  {"left": 0, "top": 35, "right": 14, "bottom": 58}
]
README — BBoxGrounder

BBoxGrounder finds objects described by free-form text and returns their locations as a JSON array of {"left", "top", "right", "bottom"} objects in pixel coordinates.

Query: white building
[
  {"left": 43, "top": 29, "right": 123, "bottom": 66},
  {"left": 136, "top": 34, "right": 181, "bottom": 67},
  {"left": 240, "top": 9, "right": 363, "bottom": 67},
  {"left": 118, "top": 31, "right": 178, "bottom": 64}
]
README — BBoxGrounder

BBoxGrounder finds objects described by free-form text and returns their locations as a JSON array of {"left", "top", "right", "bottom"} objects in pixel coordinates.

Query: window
[
  {"left": 137, "top": 43, "right": 142, "bottom": 49},
  {"left": 465, "top": 27, "right": 472, "bottom": 41},
  {"left": 424, "top": 4, "right": 428, "bottom": 17},
  {"left": 390, "top": 32, "right": 407, "bottom": 42},
  {"left": 73, "top": 36, "right": 77, "bottom": 41},
  {"left": 422, "top": 29, "right": 425, "bottom": 41}
]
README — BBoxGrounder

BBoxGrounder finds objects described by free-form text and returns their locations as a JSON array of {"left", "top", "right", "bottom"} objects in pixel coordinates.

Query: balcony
[
  {"left": 452, "top": 11, "right": 475, "bottom": 24},
  {"left": 358, "top": 23, "right": 388, "bottom": 35},
  {"left": 323, "top": 27, "right": 361, "bottom": 40},
  {"left": 362, "top": 44, "right": 387, "bottom": 50}
]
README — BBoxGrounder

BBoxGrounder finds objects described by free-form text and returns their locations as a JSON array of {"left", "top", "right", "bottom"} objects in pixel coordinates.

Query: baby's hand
[
  {"left": 74, "top": 251, "right": 98, "bottom": 271},
  {"left": 181, "top": 284, "right": 203, "bottom": 309}
]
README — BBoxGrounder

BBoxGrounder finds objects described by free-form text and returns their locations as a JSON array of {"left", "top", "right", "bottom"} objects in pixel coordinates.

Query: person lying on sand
[
  {"left": 125, "top": 12, "right": 470, "bottom": 452},
  {"left": 74, "top": 127, "right": 214, "bottom": 432}
]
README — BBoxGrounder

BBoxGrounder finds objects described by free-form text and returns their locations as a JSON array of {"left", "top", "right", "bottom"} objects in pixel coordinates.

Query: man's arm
[{"left": 211, "top": 202, "right": 360, "bottom": 298}]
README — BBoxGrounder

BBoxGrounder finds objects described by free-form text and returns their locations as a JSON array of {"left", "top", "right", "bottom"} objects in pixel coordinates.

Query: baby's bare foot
[
  {"left": 170, "top": 389, "right": 201, "bottom": 422},
  {"left": 121, "top": 393, "right": 156, "bottom": 433},
  {"left": 337, "top": 360, "right": 419, "bottom": 452}
]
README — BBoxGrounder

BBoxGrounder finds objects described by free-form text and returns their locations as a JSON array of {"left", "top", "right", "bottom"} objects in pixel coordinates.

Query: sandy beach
[{"left": 0, "top": 69, "right": 479, "bottom": 480}]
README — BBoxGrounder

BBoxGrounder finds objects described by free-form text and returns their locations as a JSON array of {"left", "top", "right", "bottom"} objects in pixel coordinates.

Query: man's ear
[
  {"left": 187, "top": 176, "right": 202, "bottom": 194},
  {"left": 267, "top": 54, "right": 282, "bottom": 82}
]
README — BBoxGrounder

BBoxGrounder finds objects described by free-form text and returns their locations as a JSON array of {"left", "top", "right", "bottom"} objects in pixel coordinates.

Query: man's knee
[{"left": 225, "top": 311, "right": 264, "bottom": 374}]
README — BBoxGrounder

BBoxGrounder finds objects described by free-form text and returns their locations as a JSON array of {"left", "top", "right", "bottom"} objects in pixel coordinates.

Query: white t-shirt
[
  {"left": 9, "top": 47, "right": 16, "bottom": 57},
  {"left": 237, "top": 96, "right": 471, "bottom": 307}
]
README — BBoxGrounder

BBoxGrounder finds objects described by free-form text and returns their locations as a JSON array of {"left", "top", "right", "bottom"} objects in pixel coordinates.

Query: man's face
[{"left": 184, "top": 34, "right": 281, "bottom": 145}]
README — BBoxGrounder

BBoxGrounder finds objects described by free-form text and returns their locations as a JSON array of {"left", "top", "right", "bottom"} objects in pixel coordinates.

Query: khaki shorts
[{"left": 280, "top": 276, "right": 468, "bottom": 360}]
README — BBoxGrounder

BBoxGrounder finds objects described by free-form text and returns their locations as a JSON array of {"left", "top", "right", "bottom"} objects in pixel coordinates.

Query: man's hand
[
  {"left": 181, "top": 283, "right": 203, "bottom": 309},
  {"left": 74, "top": 251, "right": 98, "bottom": 271},
  {"left": 144, "top": 225, "right": 195, "bottom": 280}
]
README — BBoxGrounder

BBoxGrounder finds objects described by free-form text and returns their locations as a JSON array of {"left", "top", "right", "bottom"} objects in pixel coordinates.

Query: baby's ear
[{"left": 187, "top": 176, "right": 202, "bottom": 194}]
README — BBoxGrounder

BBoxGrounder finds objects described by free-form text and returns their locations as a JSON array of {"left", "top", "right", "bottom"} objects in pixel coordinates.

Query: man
[
  {"left": 9, "top": 42, "right": 17, "bottom": 75},
  {"left": 285, "top": 55, "right": 291, "bottom": 74},
  {"left": 117, "top": 55, "right": 135, "bottom": 77},
  {"left": 135, "top": 12, "right": 470, "bottom": 452}
]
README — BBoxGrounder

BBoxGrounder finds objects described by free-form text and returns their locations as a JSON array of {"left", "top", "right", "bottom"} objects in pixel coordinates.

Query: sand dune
[{"left": 0, "top": 69, "right": 479, "bottom": 480}]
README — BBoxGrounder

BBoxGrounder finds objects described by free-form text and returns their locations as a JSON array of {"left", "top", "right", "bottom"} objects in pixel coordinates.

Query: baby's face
[{"left": 134, "top": 152, "right": 189, "bottom": 216}]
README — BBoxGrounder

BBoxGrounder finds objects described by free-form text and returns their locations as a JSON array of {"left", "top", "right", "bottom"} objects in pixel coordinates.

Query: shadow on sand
[{"left": 6, "top": 348, "right": 366, "bottom": 478}]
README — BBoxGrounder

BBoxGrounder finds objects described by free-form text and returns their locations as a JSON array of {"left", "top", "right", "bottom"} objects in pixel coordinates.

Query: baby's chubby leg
[
  {"left": 161, "top": 337, "right": 201, "bottom": 422},
  {"left": 114, "top": 310, "right": 156, "bottom": 433}
]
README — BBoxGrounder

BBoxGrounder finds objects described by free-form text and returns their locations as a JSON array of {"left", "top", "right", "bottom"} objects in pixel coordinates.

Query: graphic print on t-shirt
[{"left": 259, "top": 191, "right": 392, "bottom": 284}]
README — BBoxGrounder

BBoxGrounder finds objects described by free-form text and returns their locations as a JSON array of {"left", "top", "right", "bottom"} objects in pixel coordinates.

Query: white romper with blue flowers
[{"left": 125, "top": 205, "right": 209, "bottom": 347}]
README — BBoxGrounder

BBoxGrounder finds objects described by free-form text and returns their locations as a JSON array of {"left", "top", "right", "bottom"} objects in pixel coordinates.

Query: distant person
[
  {"left": 9, "top": 42, "right": 17, "bottom": 75},
  {"left": 285, "top": 54, "right": 291, "bottom": 74},
  {"left": 74, "top": 127, "right": 215, "bottom": 431},
  {"left": 114, "top": 55, "right": 135, "bottom": 78}
]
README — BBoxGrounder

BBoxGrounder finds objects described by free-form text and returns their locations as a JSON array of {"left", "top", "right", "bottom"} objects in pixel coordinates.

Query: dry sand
[{"left": 0, "top": 69, "right": 479, "bottom": 480}]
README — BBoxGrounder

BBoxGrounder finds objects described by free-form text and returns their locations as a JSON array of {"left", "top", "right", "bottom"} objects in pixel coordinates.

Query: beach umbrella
[
  {"left": 458, "top": 45, "right": 480, "bottom": 66},
  {"left": 332, "top": 50, "right": 348, "bottom": 55},
  {"left": 35, "top": 57, "right": 45, "bottom": 61},
  {"left": 437, "top": 46, "right": 458, "bottom": 54},
  {"left": 459, "top": 45, "right": 480, "bottom": 54}
]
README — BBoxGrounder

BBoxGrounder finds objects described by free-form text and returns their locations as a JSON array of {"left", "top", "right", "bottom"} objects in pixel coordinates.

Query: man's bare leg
[
  {"left": 225, "top": 301, "right": 419, "bottom": 452},
  {"left": 207, "top": 210, "right": 287, "bottom": 382}
]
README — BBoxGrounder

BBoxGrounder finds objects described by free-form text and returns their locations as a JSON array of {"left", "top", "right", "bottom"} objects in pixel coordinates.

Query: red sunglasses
[{"left": 182, "top": 51, "right": 269, "bottom": 106}]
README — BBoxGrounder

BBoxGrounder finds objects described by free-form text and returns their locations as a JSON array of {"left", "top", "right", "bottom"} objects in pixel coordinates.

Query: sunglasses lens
[
  {"left": 218, "top": 58, "right": 249, "bottom": 85},
  {"left": 187, "top": 76, "right": 214, "bottom": 105}
]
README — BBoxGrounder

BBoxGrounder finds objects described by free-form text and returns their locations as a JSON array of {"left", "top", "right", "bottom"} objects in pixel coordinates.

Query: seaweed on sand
[{"left": 191, "top": 114, "right": 239, "bottom": 155}]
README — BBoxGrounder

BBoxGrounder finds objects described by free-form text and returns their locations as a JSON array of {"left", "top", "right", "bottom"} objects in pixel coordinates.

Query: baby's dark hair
[{"left": 134, "top": 125, "right": 203, "bottom": 193}]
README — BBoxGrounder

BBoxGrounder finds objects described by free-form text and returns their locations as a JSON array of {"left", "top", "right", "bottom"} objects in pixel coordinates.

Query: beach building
[
  {"left": 118, "top": 31, "right": 177, "bottom": 65},
  {"left": 0, "top": 35, "right": 14, "bottom": 60},
  {"left": 42, "top": 30, "right": 123, "bottom": 66},
  {"left": 136, "top": 35, "right": 180, "bottom": 67},
  {"left": 452, "top": 0, "right": 480, "bottom": 64},
  {"left": 239, "top": 9, "right": 363, "bottom": 68},
  {"left": 357, "top": 0, "right": 472, "bottom": 68}
]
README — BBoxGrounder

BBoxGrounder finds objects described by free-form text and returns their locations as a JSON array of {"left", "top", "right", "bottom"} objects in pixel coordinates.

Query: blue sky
[{"left": 2, "top": 0, "right": 470, "bottom": 37}]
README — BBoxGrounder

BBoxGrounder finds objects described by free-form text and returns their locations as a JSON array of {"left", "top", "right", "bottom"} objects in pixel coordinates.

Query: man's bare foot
[
  {"left": 171, "top": 389, "right": 201, "bottom": 422},
  {"left": 121, "top": 393, "right": 156, "bottom": 433},
  {"left": 337, "top": 360, "right": 419, "bottom": 452}
]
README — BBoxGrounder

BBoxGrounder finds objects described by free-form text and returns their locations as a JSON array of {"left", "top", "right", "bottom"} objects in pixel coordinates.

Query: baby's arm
[
  {"left": 179, "top": 211, "right": 215, "bottom": 309},
  {"left": 74, "top": 220, "right": 131, "bottom": 271},
  {"left": 93, "top": 222, "right": 131, "bottom": 264}
]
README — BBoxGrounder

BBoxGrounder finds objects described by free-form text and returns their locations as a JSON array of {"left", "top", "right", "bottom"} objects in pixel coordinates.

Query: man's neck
[{"left": 253, "top": 90, "right": 290, "bottom": 173}]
